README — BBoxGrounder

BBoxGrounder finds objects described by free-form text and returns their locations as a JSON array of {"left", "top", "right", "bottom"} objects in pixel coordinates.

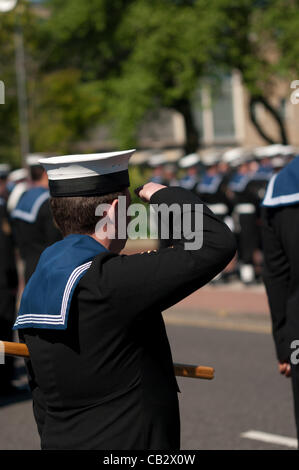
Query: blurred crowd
[{"left": 146, "top": 144, "right": 297, "bottom": 286}]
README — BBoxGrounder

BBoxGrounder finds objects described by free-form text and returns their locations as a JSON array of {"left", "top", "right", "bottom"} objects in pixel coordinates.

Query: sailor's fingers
[{"left": 135, "top": 183, "right": 166, "bottom": 202}]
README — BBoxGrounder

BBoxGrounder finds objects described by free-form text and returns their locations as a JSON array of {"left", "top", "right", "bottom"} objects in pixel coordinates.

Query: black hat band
[{"left": 49, "top": 170, "right": 130, "bottom": 197}]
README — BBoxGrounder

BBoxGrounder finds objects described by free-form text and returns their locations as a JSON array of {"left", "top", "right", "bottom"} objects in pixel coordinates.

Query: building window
[
  {"left": 192, "top": 73, "right": 239, "bottom": 145},
  {"left": 212, "top": 75, "right": 235, "bottom": 141}
]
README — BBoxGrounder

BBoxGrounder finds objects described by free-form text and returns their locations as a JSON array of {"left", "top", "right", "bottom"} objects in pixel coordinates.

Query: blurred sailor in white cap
[
  {"left": 6, "top": 168, "right": 29, "bottom": 213},
  {"left": 271, "top": 156, "right": 285, "bottom": 174},
  {"left": 226, "top": 148, "right": 260, "bottom": 285},
  {"left": 251, "top": 144, "right": 293, "bottom": 206},
  {"left": 163, "top": 163, "right": 179, "bottom": 187},
  {"left": 195, "top": 151, "right": 233, "bottom": 222},
  {"left": 14, "top": 149, "right": 236, "bottom": 450},
  {"left": 254, "top": 145, "right": 276, "bottom": 178},
  {"left": 0, "top": 163, "right": 10, "bottom": 180},
  {"left": 11, "top": 154, "right": 61, "bottom": 282},
  {"left": 0, "top": 163, "right": 10, "bottom": 177},
  {"left": 148, "top": 153, "right": 167, "bottom": 185},
  {"left": 194, "top": 151, "right": 235, "bottom": 283},
  {"left": 178, "top": 153, "right": 200, "bottom": 191},
  {"left": 0, "top": 163, "right": 11, "bottom": 201}
]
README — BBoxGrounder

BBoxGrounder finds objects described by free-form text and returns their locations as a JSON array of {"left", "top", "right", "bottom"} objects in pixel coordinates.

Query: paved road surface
[
  {"left": 168, "top": 323, "right": 297, "bottom": 450},
  {"left": 0, "top": 304, "right": 297, "bottom": 450}
]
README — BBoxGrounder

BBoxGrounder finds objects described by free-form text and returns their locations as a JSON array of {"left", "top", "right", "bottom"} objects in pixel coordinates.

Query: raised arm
[{"left": 100, "top": 186, "right": 236, "bottom": 323}]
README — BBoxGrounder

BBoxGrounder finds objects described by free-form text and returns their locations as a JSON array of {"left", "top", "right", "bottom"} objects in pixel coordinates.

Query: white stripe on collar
[
  {"left": 263, "top": 174, "right": 299, "bottom": 207},
  {"left": 14, "top": 261, "right": 92, "bottom": 327},
  {"left": 11, "top": 191, "right": 49, "bottom": 222}
]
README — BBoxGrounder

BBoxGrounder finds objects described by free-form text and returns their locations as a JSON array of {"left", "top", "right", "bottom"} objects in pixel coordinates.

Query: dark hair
[
  {"left": 50, "top": 191, "right": 125, "bottom": 237},
  {"left": 30, "top": 166, "right": 45, "bottom": 182}
]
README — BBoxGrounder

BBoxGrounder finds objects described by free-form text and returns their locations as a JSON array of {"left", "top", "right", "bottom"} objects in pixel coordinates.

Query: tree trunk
[
  {"left": 249, "top": 95, "right": 288, "bottom": 145},
  {"left": 174, "top": 98, "right": 199, "bottom": 153}
]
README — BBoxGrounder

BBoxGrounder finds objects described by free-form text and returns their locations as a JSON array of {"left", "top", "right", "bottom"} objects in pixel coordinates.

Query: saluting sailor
[
  {"left": 11, "top": 155, "right": 61, "bottom": 283},
  {"left": 0, "top": 163, "right": 11, "bottom": 201},
  {"left": 261, "top": 155, "right": 299, "bottom": 443},
  {"left": 14, "top": 150, "right": 236, "bottom": 450},
  {"left": 178, "top": 153, "right": 200, "bottom": 191}
]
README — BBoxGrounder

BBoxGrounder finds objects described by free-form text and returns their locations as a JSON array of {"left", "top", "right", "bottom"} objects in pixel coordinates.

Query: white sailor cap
[
  {"left": 223, "top": 148, "right": 252, "bottom": 167},
  {"left": 26, "top": 154, "right": 46, "bottom": 167},
  {"left": 0, "top": 163, "right": 11, "bottom": 178},
  {"left": 39, "top": 150, "right": 135, "bottom": 197},
  {"left": 254, "top": 144, "right": 285, "bottom": 159},
  {"left": 200, "top": 152, "right": 220, "bottom": 167},
  {"left": 280, "top": 145, "right": 296, "bottom": 156},
  {"left": 271, "top": 157, "right": 285, "bottom": 169},
  {"left": 148, "top": 154, "right": 167, "bottom": 168},
  {"left": 222, "top": 148, "right": 246, "bottom": 164},
  {"left": 8, "top": 168, "right": 28, "bottom": 183},
  {"left": 178, "top": 153, "right": 200, "bottom": 169}
]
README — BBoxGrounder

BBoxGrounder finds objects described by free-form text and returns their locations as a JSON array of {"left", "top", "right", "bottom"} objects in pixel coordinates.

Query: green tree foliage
[
  {"left": 41, "top": 0, "right": 224, "bottom": 151},
  {"left": 38, "top": 0, "right": 299, "bottom": 148},
  {"left": 29, "top": 70, "right": 104, "bottom": 154},
  {"left": 0, "top": 7, "right": 21, "bottom": 165},
  {"left": 1, "top": 0, "right": 299, "bottom": 166}
]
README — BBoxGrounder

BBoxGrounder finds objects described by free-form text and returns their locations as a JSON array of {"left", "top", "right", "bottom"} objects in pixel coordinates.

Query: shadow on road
[
  {"left": 0, "top": 361, "right": 32, "bottom": 408},
  {"left": 0, "top": 387, "right": 31, "bottom": 408}
]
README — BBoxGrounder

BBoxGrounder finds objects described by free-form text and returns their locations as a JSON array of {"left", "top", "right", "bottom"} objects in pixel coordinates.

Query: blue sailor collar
[
  {"left": 14, "top": 234, "right": 108, "bottom": 330},
  {"left": 228, "top": 172, "right": 251, "bottom": 192},
  {"left": 11, "top": 186, "right": 49, "bottom": 223},
  {"left": 262, "top": 156, "right": 299, "bottom": 207},
  {"left": 197, "top": 174, "right": 222, "bottom": 194},
  {"left": 252, "top": 166, "right": 273, "bottom": 181},
  {"left": 180, "top": 175, "right": 198, "bottom": 190}
]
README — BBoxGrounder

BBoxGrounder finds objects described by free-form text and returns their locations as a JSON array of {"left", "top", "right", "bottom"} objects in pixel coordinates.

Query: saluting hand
[
  {"left": 135, "top": 183, "right": 166, "bottom": 203},
  {"left": 278, "top": 362, "right": 291, "bottom": 378}
]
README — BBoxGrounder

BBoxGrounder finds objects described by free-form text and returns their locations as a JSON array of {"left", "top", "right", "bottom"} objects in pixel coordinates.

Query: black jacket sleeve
[
  {"left": 100, "top": 187, "right": 236, "bottom": 323},
  {"left": 261, "top": 207, "right": 290, "bottom": 361}
]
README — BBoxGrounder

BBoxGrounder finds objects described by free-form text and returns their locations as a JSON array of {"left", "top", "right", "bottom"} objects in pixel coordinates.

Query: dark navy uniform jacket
[
  {"left": 18, "top": 187, "right": 236, "bottom": 450},
  {"left": 11, "top": 186, "right": 61, "bottom": 282},
  {"left": 262, "top": 156, "right": 299, "bottom": 361},
  {"left": 261, "top": 156, "right": 299, "bottom": 439}
]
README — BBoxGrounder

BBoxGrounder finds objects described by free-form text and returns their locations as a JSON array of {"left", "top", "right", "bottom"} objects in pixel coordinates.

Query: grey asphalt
[
  {"left": 0, "top": 322, "right": 297, "bottom": 450},
  {"left": 168, "top": 324, "right": 297, "bottom": 450}
]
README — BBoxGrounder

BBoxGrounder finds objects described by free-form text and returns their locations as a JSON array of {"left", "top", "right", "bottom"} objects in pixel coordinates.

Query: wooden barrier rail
[{"left": 0, "top": 341, "right": 214, "bottom": 380}]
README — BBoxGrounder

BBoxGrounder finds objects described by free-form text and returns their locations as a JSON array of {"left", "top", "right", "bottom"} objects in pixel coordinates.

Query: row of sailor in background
[
  {"left": 147, "top": 144, "right": 296, "bottom": 286},
  {"left": 0, "top": 156, "right": 61, "bottom": 395}
]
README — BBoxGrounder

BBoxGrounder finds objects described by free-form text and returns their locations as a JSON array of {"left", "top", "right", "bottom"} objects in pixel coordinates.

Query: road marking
[
  {"left": 241, "top": 430, "right": 298, "bottom": 448},
  {"left": 164, "top": 315, "right": 271, "bottom": 335}
]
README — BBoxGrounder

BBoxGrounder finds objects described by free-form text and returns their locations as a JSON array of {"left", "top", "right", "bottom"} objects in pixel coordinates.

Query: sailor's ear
[{"left": 107, "top": 198, "right": 119, "bottom": 221}]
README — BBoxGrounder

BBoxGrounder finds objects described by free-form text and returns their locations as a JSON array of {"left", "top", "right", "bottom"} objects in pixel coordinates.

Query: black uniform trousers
[
  {"left": 238, "top": 213, "right": 259, "bottom": 265},
  {"left": 19, "top": 187, "right": 236, "bottom": 450},
  {"left": 262, "top": 204, "right": 299, "bottom": 440}
]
